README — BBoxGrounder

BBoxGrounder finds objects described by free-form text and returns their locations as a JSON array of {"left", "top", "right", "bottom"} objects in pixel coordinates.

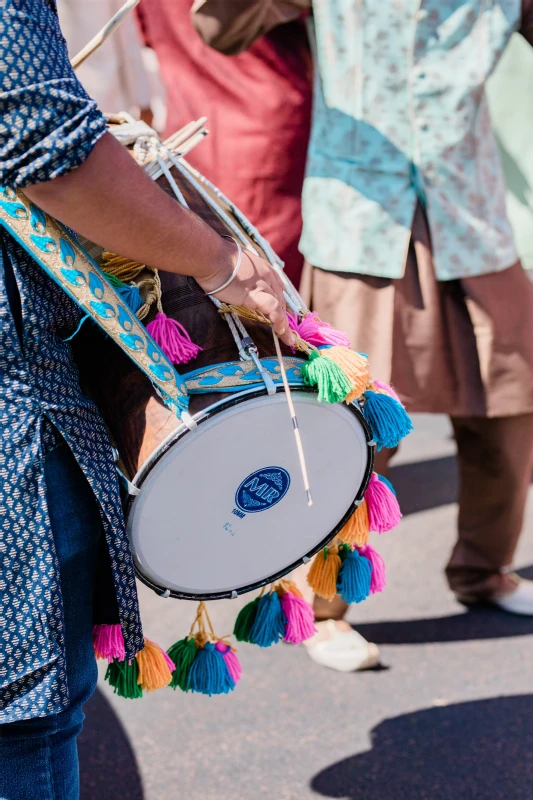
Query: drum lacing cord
[
  {"left": 216, "top": 303, "right": 315, "bottom": 356},
  {"left": 137, "top": 138, "right": 261, "bottom": 361},
  {"left": 145, "top": 139, "right": 304, "bottom": 316}
]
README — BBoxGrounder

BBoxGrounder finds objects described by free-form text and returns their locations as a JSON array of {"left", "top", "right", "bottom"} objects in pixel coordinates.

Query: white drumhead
[{"left": 127, "top": 390, "right": 371, "bottom": 597}]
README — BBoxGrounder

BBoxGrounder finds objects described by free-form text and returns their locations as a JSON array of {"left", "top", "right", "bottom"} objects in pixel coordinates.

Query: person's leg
[
  {"left": 446, "top": 414, "right": 533, "bottom": 598},
  {"left": 0, "top": 442, "right": 101, "bottom": 800}
]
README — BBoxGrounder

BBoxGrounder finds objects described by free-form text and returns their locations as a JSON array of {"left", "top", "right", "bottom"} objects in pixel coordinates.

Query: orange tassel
[
  {"left": 136, "top": 639, "right": 174, "bottom": 692},
  {"left": 307, "top": 546, "right": 341, "bottom": 601},
  {"left": 323, "top": 347, "right": 370, "bottom": 402},
  {"left": 337, "top": 502, "right": 370, "bottom": 546}
]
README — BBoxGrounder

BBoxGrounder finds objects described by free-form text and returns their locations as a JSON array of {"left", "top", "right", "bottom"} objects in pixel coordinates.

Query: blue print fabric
[{"left": 0, "top": 0, "right": 143, "bottom": 723}]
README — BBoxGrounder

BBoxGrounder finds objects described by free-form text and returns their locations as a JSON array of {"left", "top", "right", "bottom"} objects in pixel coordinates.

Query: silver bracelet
[{"left": 205, "top": 235, "right": 243, "bottom": 296}]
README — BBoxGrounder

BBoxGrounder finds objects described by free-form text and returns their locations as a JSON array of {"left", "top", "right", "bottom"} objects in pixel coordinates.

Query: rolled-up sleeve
[{"left": 0, "top": 0, "right": 107, "bottom": 189}]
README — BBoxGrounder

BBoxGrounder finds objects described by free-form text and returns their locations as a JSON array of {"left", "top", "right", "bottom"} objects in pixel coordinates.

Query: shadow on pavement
[
  {"left": 79, "top": 688, "right": 144, "bottom": 800},
  {"left": 353, "top": 603, "right": 533, "bottom": 644},
  {"left": 311, "top": 695, "right": 533, "bottom": 799},
  {"left": 389, "top": 456, "right": 457, "bottom": 516},
  {"left": 355, "top": 566, "right": 533, "bottom": 643},
  {"left": 391, "top": 455, "right": 533, "bottom": 517}
]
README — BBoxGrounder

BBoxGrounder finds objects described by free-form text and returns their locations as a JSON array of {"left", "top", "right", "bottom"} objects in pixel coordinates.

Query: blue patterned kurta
[{"left": 0, "top": 0, "right": 143, "bottom": 723}]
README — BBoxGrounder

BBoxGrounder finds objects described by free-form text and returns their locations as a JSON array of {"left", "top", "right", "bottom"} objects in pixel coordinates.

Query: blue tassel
[
  {"left": 362, "top": 391, "right": 413, "bottom": 450},
  {"left": 249, "top": 592, "right": 287, "bottom": 647},
  {"left": 377, "top": 474, "right": 396, "bottom": 495},
  {"left": 337, "top": 547, "right": 372, "bottom": 604},
  {"left": 187, "top": 642, "right": 235, "bottom": 696},
  {"left": 115, "top": 284, "right": 144, "bottom": 315}
]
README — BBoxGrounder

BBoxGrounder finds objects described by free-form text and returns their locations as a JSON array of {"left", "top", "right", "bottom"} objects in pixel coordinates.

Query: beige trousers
[{"left": 300, "top": 206, "right": 533, "bottom": 613}]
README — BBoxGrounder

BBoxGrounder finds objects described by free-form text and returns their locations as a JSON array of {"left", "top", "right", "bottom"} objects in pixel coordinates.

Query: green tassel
[
  {"left": 233, "top": 597, "right": 260, "bottom": 642},
  {"left": 105, "top": 658, "right": 143, "bottom": 699},
  {"left": 300, "top": 350, "right": 353, "bottom": 403},
  {"left": 167, "top": 636, "right": 197, "bottom": 691},
  {"left": 105, "top": 273, "right": 127, "bottom": 288}
]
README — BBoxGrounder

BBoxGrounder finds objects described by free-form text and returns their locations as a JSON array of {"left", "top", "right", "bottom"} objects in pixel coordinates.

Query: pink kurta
[{"left": 137, "top": 1, "right": 312, "bottom": 285}]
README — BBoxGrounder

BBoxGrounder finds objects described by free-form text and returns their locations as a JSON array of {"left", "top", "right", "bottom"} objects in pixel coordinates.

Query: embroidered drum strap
[{"left": 0, "top": 187, "right": 190, "bottom": 417}]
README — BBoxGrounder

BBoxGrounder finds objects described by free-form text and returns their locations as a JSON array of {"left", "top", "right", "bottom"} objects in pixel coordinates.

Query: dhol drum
[{"left": 74, "top": 118, "right": 375, "bottom": 601}]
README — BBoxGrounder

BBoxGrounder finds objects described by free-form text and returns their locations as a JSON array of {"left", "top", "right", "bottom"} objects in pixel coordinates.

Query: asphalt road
[{"left": 79, "top": 414, "right": 533, "bottom": 800}]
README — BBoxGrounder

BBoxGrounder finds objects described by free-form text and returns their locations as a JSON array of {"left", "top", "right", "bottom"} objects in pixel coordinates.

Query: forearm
[{"left": 24, "top": 132, "right": 230, "bottom": 282}]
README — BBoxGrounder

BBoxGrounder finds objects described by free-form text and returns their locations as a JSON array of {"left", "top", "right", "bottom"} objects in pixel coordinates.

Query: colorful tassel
[
  {"left": 337, "top": 545, "right": 372, "bottom": 604},
  {"left": 323, "top": 347, "right": 370, "bottom": 402},
  {"left": 337, "top": 502, "right": 370, "bottom": 546},
  {"left": 377, "top": 474, "right": 396, "bottom": 495},
  {"left": 233, "top": 597, "right": 260, "bottom": 643},
  {"left": 372, "top": 379, "right": 403, "bottom": 406},
  {"left": 287, "top": 311, "right": 350, "bottom": 348},
  {"left": 136, "top": 639, "right": 174, "bottom": 692},
  {"left": 249, "top": 591, "right": 287, "bottom": 647},
  {"left": 301, "top": 350, "right": 353, "bottom": 403},
  {"left": 105, "top": 657, "right": 143, "bottom": 699},
  {"left": 275, "top": 580, "right": 303, "bottom": 599},
  {"left": 366, "top": 472, "right": 402, "bottom": 533},
  {"left": 187, "top": 641, "right": 235, "bottom": 695},
  {"left": 167, "top": 636, "right": 198, "bottom": 691},
  {"left": 92, "top": 623, "right": 126, "bottom": 662},
  {"left": 279, "top": 592, "right": 316, "bottom": 644},
  {"left": 146, "top": 311, "right": 202, "bottom": 365},
  {"left": 362, "top": 390, "right": 413, "bottom": 450},
  {"left": 358, "top": 544, "right": 386, "bottom": 594},
  {"left": 116, "top": 284, "right": 144, "bottom": 314},
  {"left": 215, "top": 641, "right": 242, "bottom": 684},
  {"left": 307, "top": 545, "right": 342, "bottom": 601}
]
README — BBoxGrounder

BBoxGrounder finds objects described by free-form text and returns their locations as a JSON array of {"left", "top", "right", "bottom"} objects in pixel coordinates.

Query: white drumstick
[
  {"left": 70, "top": 0, "right": 140, "bottom": 70},
  {"left": 273, "top": 333, "right": 313, "bottom": 507}
]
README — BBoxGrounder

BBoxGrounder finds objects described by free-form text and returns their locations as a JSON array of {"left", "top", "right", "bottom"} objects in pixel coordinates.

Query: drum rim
[{"left": 126, "top": 385, "right": 375, "bottom": 601}]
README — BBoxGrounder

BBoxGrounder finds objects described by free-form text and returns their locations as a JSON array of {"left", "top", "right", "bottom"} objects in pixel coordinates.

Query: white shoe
[
  {"left": 492, "top": 579, "right": 533, "bottom": 616},
  {"left": 303, "top": 619, "right": 380, "bottom": 672}
]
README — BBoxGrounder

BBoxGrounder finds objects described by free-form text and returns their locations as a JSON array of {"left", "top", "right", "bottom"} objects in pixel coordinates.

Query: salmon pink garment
[{"left": 137, "top": 0, "right": 312, "bottom": 285}]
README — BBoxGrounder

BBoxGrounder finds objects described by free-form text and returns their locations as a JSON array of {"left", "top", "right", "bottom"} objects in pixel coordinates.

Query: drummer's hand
[{"left": 198, "top": 241, "right": 296, "bottom": 348}]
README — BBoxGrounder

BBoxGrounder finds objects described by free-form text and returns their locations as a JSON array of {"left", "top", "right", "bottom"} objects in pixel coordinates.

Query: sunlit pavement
[{"left": 80, "top": 414, "right": 533, "bottom": 800}]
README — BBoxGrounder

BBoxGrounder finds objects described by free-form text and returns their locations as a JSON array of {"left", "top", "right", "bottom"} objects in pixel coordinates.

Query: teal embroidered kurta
[{"left": 300, "top": 0, "right": 533, "bottom": 279}]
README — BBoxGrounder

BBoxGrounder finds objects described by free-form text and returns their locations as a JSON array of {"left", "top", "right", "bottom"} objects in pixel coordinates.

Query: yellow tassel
[
  {"left": 136, "top": 639, "right": 173, "bottom": 692},
  {"left": 337, "top": 501, "right": 370, "bottom": 546},
  {"left": 324, "top": 347, "right": 370, "bottom": 402},
  {"left": 307, "top": 546, "right": 341, "bottom": 601}
]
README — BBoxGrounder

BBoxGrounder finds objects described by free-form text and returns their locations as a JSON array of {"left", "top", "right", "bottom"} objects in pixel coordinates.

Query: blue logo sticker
[{"left": 235, "top": 467, "right": 290, "bottom": 514}]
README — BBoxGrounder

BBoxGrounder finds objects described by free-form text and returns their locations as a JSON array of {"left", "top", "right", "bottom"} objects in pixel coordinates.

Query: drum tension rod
[{"left": 242, "top": 338, "right": 276, "bottom": 396}]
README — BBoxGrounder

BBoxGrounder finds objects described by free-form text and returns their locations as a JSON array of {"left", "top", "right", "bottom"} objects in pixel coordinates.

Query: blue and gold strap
[{"left": 0, "top": 187, "right": 190, "bottom": 419}]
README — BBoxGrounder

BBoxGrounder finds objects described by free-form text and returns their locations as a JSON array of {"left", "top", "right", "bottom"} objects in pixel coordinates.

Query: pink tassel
[
  {"left": 215, "top": 641, "right": 242, "bottom": 684},
  {"left": 373, "top": 379, "right": 403, "bottom": 406},
  {"left": 287, "top": 311, "right": 350, "bottom": 348},
  {"left": 92, "top": 623, "right": 126, "bottom": 661},
  {"left": 280, "top": 592, "right": 317, "bottom": 644},
  {"left": 365, "top": 472, "right": 402, "bottom": 533},
  {"left": 146, "top": 312, "right": 202, "bottom": 365},
  {"left": 357, "top": 545, "right": 386, "bottom": 594}
]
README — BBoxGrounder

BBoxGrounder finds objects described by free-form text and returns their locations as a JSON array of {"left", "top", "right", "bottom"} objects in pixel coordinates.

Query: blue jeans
[{"left": 0, "top": 443, "right": 102, "bottom": 800}]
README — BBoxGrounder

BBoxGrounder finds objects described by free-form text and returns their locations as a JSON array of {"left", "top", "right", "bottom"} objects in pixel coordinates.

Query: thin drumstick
[
  {"left": 273, "top": 333, "right": 313, "bottom": 507},
  {"left": 70, "top": 0, "right": 140, "bottom": 70}
]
